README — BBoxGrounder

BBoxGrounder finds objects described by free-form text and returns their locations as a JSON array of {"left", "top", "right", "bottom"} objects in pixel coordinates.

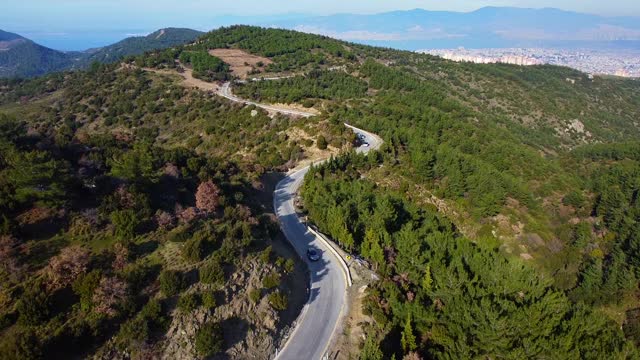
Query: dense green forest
[
  {"left": 84, "top": 28, "right": 203, "bottom": 65},
  {"left": 1, "top": 25, "right": 640, "bottom": 359},
  {"left": 188, "top": 26, "right": 357, "bottom": 72},
  {"left": 178, "top": 51, "right": 231, "bottom": 81},
  {"left": 234, "top": 69, "right": 368, "bottom": 103},
  {"left": 302, "top": 153, "right": 636, "bottom": 358},
  {"left": 566, "top": 142, "right": 640, "bottom": 307}
]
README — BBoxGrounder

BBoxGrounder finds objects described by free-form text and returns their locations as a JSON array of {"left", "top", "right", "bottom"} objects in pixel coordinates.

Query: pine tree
[
  {"left": 422, "top": 265, "right": 433, "bottom": 292},
  {"left": 317, "top": 135, "right": 328, "bottom": 150},
  {"left": 602, "top": 246, "right": 636, "bottom": 302},
  {"left": 401, "top": 313, "right": 417, "bottom": 353},
  {"left": 360, "top": 335, "right": 384, "bottom": 360},
  {"left": 362, "top": 228, "right": 385, "bottom": 271},
  {"left": 327, "top": 206, "right": 354, "bottom": 251},
  {"left": 572, "top": 257, "right": 604, "bottom": 305}
]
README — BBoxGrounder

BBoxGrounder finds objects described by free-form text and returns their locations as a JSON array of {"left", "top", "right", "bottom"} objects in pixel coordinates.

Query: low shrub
[
  {"left": 268, "top": 291, "right": 288, "bottom": 311},
  {"left": 249, "top": 289, "right": 262, "bottom": 304},
  {"left": 159, "top": 270, "right": 184, "bottom": 297},
  {"left": 262, "top": 273, "right": 280, "bottom": 289},
  {"left": 177, "top": 293, "right": 201, "bottom": 313},
  {"left": 195, "top": 322, "right": 224, "bottom": 357}
]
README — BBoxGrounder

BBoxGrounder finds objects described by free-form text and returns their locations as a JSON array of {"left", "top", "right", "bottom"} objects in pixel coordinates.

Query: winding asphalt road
[
  {"left": 273, "top": 128, "right": 381, "bottom": 360},
  {"left": 218, "top": 82, "right": 314, "bottom": 118},
  {"left": 214, "top": 81, "right": 382, "bottom": 359}
]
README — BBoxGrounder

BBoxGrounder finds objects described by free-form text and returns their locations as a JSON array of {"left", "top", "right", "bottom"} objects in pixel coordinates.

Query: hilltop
[
  {"left": 82, "top": 28, "right": 203, "bottom": 64},
  {"left": 0, "top": 30, "right": 76, "bottom": 78},
  {"left": 0, "top": 25, "right": 639, "bottom": 359}
]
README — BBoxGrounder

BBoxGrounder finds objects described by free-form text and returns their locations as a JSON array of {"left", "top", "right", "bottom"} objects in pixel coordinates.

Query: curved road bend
[
  {"left": 218, "top": 82, "right": 314, "bottom": 118},
  {"left": 273, "top": 127, "right": 381, "bottom": 360},
  {"left": 213, "top": 82, "right": 382, "bottom": 359}
]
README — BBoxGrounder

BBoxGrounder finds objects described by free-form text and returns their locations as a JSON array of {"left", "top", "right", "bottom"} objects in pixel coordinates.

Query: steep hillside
[
  {"left": 0, "top": 28, "right": 202, "bottom": 78},
  {"left": 0, "top": 30, "right": 76, "bottom": 78},
  {"left": 0, "top": 28, "right": 354, "bottom": 357},
  {"left": 190, "top": 26, "right": 640, "bottom": 357},
  {"left": 82, "top": 28, "right": 203, "bottom": 65},
  {"left": 1, "top": 25, "right": 639, "bottom": 359},
  {"left": 0, "top": 30, "right": 23, "bottom": 42}
]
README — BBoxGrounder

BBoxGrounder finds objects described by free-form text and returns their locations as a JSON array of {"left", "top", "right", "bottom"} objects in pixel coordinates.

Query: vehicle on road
[
  {"left": 307, "top": 248, "right": 321, "bottom": 262},
  {"left": 362, "top": 142, "right": 370, "bottom": 147}
]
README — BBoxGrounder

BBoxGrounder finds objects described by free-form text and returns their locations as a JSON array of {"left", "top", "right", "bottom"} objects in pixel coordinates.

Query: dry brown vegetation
[{"left": 209, "top": 49, "right": 272, "bottom": 79}]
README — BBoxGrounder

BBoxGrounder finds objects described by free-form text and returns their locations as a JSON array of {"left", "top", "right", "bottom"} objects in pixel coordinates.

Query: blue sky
[{"left": 2, "top": 0, "right": 639, "bottom": 50}]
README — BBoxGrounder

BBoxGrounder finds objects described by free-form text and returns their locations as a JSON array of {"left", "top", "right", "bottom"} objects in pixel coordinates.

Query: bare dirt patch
[
  {"left": 283, "top": 127, "right": 341, "bottom": 171},
  {"left": 144, "top": 67, "right": 220, "bottom": 93},
  {"left": 272, "top": 102, "right": 320, "bottom": 116},
  {"left": 209, "top": 49, "right": 273, "bottom": 79}
]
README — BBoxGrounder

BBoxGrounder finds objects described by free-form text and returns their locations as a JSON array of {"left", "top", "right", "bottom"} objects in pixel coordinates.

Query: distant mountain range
[
  {"left": 3, "top": 7, "right": 640, "bottom": 78},
  {"left": 263, "top": 7, "right": 640, "bottom": 50},
  {"left": 0, "top": 28, "right": 202, "bottom": 78}
]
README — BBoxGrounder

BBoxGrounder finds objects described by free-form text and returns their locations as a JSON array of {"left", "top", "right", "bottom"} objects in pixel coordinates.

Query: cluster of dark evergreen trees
[
  {"left": 302, "top": 152, "right": 637, "bottom": 359},
  {"left": 178, "top": 50, "right": 230, "bottom": 81},
  {"left": 234, "top": 69, "right": 368, "bottom": 103},
  {"left": 190, "top": 26, "right": 357, "bottom": 72}
]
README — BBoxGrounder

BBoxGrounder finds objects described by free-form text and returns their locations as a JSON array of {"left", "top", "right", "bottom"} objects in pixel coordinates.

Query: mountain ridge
[
  {"left": 264, "top": 6, "right": 640, "bottom": 49},
  {"left": 0, "top": 29, "right": 75, "bottom": 78},
  {"left": 0, "top": 28, "right": 202, "bottom": 78},
  {"left": 82, "top": 28, "right": 203, "bottom": 64},
  {"left": 3, "top": 6, "right": 640, "bottom": 78}
]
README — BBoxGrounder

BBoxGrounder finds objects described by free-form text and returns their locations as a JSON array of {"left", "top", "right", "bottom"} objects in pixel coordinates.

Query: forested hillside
[
  {"left": 82, "top": 28, "right": 203, "bottom": 66},
  {"left": 302, "top": 153, "right": 635, "bottom": 358},
  {"left": 0, "top": 30, "right": 76, "bottom": 78},
  {"left": 0, "top": 28, "right": 202, "bottom": 78},
  {"left": 1, "top": 25, "right": 640, "bottom": 359},
  {"left": 0, "top": 57, "right": 349, "bottom": 358},
  {"left": 190, "top": 26, "right": 640, "bottom": 358}
]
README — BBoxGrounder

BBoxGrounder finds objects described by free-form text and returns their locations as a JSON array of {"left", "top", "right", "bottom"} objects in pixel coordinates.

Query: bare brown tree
[
  {"left": 112, "top": 243, "right": 129, "bottom": 271},
  {"left": 163, "top": 163, "right": 181, "bottom": 178},
  {"left": 155, "top": 210, "right": 175, "bottom": 230},
  {"left": 45, "top": 246, "right": 91, "bottom": 290},
  {"left": 114, "top": 185, "right": 136, "bottom": 208},
  {"left": 195, "top": 180, "right": 221, "bottom": 214},
  {"left": 176, "top": 204, "right": 200, "bottom": 224},
  {"left": 93, "top": 276, "right": 129, "bottom": 317},
  {"left": 403, "top": 352, "right": 423, "bottom": 360}
]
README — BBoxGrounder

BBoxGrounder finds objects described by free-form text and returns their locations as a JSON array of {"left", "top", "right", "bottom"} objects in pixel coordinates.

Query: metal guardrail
[{"left": 307, "top": 226, "right": 353, "bottom": 287}]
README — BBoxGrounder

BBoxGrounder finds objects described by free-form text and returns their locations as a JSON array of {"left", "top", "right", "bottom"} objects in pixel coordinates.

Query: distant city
[{"left": 418, "top": 48, "right": 640, "bottom": 78}]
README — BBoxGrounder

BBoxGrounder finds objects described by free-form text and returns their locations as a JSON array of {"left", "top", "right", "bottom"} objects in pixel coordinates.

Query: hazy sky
[
  {"left": 3, "top": 0, "right": 639, "bottom": 26},
  {"left": 2, "top": 0, "right": 639, "bottom": 50}
]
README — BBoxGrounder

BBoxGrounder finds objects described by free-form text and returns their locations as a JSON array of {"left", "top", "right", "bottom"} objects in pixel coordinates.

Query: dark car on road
[{"left": 307, "top": 248, "right": 320, "bottom": 261}]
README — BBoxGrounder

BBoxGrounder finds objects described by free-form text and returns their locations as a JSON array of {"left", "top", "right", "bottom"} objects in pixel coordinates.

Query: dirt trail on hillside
[
  {"left": 145, "top": 68, "right": 318, "bottom": 115},
  {"left": 144, "top": 67, "right": 220, "bottom": 92}
]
